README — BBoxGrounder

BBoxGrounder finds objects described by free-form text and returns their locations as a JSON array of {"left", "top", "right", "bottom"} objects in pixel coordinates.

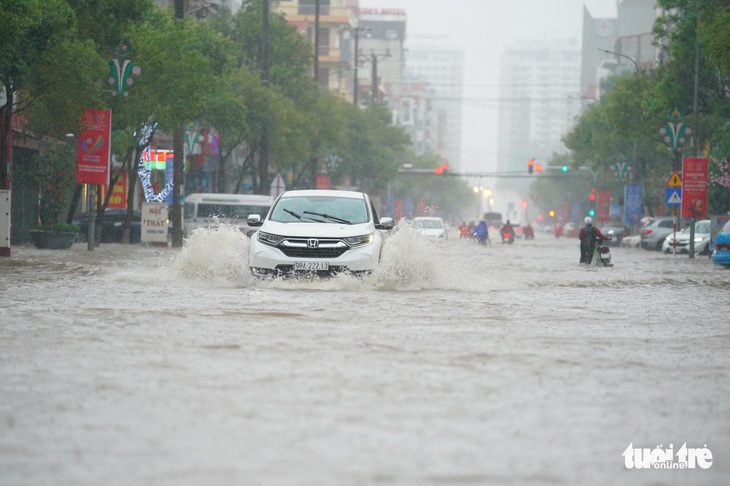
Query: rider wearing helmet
[{"left": 578, "top": 216, "right": 609, "bottom": 264}]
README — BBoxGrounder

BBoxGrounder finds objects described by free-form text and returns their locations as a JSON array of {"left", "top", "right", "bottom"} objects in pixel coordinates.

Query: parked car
[
  {"left": 621, "top": 234, "right": 641, "bottom": 248},
  {"left": 640, "top": 216, "right": 675, "bottom": 251},
  {"left": 73, "top": 209, "right": 142, "bottom": 243},
  {"left": 562, "top": 221, "right": 577, "bottom": 238},
  {"left": 662, "top": 219, "right": 711, "bottom": 255},
  {"left": 411, "top": 216, "right": 447, "bottom": 239},
  {"left": 599, "top": 224, "right": 627, "bottom": 247},
  {"left": 711, "top": 219, "right": 730, "bottom": 267},
  {"left": 247, "top": 190, "right": 394, "bottom": 277}
]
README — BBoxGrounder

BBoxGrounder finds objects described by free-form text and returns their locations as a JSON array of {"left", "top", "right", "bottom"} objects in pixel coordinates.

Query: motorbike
[
  {"left": 501, "top": 231, "right": 515, "bottom": 244},
  {"left": 594, "top": 230, "right": 614, "bottom": 267}
]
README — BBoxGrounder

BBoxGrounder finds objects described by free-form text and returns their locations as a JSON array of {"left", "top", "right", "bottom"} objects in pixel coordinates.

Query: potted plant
[{"left": 29, "top": 142, "right": 80, "bottom": 249}]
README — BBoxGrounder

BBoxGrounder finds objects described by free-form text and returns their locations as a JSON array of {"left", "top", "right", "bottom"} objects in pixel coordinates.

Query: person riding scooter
[
  {"left": 471, "top": 220, "right": 489, "bottom": 245},
  {"left": 500, "top": 220, "right": 515, "bottom": 244},
  {"left": 578, "top": 216, "right": 610, "bottom": 264}
]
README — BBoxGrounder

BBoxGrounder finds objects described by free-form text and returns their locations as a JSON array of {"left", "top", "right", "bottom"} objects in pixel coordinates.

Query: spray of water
[
  {"left": 169, "top": 222, "right": 489, "bottom": 291},
  {"left": 171, "top": 221, "right": 254, "bottom": 286}
]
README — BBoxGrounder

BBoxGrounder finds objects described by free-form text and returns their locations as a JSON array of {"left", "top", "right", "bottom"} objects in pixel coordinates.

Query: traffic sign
[
  {"left": 666, "top": 187, "right": 682, "bottom": 206},
  {"left": 666, "top": 171, "right": 682, "bottom": 187}
]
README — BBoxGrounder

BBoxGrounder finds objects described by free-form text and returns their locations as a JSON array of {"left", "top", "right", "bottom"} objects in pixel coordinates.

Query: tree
[
  {"left": 0, "top": 0, "right": 106, "bottom": 188},
  {"left": 125, "top": 8, "right": 236, "bottom": 246}
]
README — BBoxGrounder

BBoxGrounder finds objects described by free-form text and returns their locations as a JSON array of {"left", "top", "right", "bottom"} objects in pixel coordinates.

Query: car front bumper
[{"left": 249, "top": 237, "right": 382, "bottom": 274}]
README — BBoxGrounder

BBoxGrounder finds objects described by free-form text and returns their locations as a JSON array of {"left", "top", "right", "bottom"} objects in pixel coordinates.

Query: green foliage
[{"left": 36, "top": 141, "right": 77, "bottom": 227}]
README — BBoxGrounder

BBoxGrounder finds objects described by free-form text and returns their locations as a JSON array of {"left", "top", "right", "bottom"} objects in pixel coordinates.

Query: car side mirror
[
  {"left": 247, "top": 214, "right": 263, "bottom": 227},
  {"left": 377, "top": 217, "right": 395, "bottom": 230}
]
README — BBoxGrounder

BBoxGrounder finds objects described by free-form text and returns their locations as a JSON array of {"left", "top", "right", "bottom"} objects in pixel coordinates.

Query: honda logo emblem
[{"left": 307, "top": 239, "right": 319, "bottom": 248}]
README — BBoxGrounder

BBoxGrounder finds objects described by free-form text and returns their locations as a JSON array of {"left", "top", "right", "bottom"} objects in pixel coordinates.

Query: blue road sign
[{"left": 666, "top": 187, "right": 682, "bottom": 206}]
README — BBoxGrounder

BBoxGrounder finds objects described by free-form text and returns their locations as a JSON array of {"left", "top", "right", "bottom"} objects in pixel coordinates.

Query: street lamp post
[{"left": 598, "top": 48, "right": 639, "bottom": 72}]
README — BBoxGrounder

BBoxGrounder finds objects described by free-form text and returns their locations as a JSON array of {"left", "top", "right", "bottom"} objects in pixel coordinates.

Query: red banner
[
  {"left": 104, "top": 173, "right": 127, "bottom": 209},
  {"left": 596, "top": 190, "right": 612, "bottom": 222},
  {"left": 76, "top": 109, "right": 112, "bottom": 185},
  {"left": 682, "top": 158, "right": 708, "bottom": 218},
  {"left": 315, "top": 175, "right": 330, "bottom": 190}
]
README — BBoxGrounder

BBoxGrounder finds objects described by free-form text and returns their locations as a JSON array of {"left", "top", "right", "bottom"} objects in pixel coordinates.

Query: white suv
[{"left": 247, "top": 190, "right": 394, "bottom": 276}]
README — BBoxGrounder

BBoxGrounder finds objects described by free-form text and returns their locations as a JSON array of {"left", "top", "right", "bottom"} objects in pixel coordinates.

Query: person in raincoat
[
  {"left": 578, "top": 216, "right": 609, "bottom": 264},
  {"left": 471, "top": 220, "right": 489, "bottom": 245}
]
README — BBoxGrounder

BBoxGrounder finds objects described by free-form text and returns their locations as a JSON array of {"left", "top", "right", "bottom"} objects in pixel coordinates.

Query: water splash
[{"left": 172, "top": 221, "right": 254, "bottom": 286}]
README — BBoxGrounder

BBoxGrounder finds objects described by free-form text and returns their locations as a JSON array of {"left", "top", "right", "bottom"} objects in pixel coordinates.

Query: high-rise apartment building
[
  {"left": 496, "top": 39, "right": 581, "bottom": 196},
  {"left": 405, "top": 35, "right": 464, "bottom": 171}
]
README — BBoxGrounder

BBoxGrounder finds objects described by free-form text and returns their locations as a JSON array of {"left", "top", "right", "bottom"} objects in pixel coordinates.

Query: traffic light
[
  {"left": 535, "top": 163, "right": 543, "bottom": 173},
  {"left": 588, "top": 209, "right": 596, "bottom": 217},
  {"left": 434, "top": 163, "right": 449, "bottom": 175},
  {"left": 561, "top": 165, "right": 569, "bottom": 172},
  {"left": 589, "top": 187, "right": 596, "bottom": 201},
  {"left": 528, "top": 159, "right": 534, "bottom": 174}
]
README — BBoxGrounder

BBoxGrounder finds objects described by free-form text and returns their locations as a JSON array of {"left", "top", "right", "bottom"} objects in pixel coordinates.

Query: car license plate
[{"left": 294, "top": 261, "right": 329, "bottom": 271}]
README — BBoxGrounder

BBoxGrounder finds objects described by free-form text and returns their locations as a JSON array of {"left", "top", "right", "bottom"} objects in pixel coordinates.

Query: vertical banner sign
[
  {"left": 596, "top": 190, "right": 611, "bottom": 222},
  {"left": 76, "top": 109, "right": 112, "bottom": 185},
  {"left": 624, "top": 184, "right": 643, "bottom": 226},
  {"left": 682, "top": 158, "right": 708, "bottom": 218},
  {"left": 105, "top": 173, "right": 127, "bottom": 209}
]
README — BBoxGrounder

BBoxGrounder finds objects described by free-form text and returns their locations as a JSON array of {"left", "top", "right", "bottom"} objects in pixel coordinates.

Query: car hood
[
  {"left": 417, "top": 228, "right": 445, "bottom": 236},
  {"left": 259, "top": 220, "right": 375, "bottom": 238}
]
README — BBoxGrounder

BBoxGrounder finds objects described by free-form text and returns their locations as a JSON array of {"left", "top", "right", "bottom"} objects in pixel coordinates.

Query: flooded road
[{"left": 1, "top": 225, "right": 728, "bottom": 485}]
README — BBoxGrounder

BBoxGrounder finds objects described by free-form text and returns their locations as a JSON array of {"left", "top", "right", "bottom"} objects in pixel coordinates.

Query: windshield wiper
[
  {"left": 283, "top": 208, "right": 303, "bottom": 220},
  {"left": 303, "top": 211, "right": 352, "bottom": 224},
  {"left": 283, "top": 208, "right": 326, "bottom": 223}
]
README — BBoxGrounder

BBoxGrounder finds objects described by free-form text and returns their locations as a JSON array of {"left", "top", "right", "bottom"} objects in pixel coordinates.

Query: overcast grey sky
[{"left": 359, "top": 0, "right": 617, "bottom": 169}]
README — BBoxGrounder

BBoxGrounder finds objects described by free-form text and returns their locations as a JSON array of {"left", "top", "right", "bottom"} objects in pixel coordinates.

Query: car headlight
[
  {"left": 258, "top": 231, "right": 285, "bottom": 246},
  {"left": 694, "top": 237, "right": 704, "bottom": 243},
  {"left": 344, "top": 233, "right": 374, "bottom": 247}
]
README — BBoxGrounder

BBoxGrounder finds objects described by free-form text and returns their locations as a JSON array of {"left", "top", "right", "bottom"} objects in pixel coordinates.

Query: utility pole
[
  {"left": 689, "top": 32, "right": 701, "bottom": 258},
  {"left": 371, "top": 52, "right": 378, "bottom": 105},
  {"left": 353, "top": 29, "right": 360, "bottom": 105},
  {"left": 171, "top": 0, "right": 185, "bottom": 248},
  {"left": 259, "top": 0, "right": 270, "bottom": 195},
  {"left": 313, "top": 0, "right": 320, "bottom": 88}
]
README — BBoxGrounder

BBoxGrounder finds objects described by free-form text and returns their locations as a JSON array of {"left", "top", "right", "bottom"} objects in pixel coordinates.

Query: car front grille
[{"left": 277, "top": 238, "right": 349, "bottom": 258}]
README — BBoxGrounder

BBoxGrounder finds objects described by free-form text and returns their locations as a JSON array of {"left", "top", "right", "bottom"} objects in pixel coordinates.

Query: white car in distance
[
  {"left": 411, "top": 216, "right": 448, "bottom": 239},
  {"left": 247, "top": 190, "right": 394, "bottom": 277}
]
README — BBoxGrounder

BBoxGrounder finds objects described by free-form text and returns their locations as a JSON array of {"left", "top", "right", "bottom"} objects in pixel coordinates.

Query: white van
[{"left": 183, "top": 193, "right": 274, "bottom": 237}]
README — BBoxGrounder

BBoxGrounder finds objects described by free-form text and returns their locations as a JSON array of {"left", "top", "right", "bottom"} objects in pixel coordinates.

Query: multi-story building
[
  {"left": 496, "top": 38, "right": 581, "bottom": 199},
  {"left": 404, "top": 35, "right": 464, "bottom": 171},
  {"left": 581, "top": 0, "right": 658, "bottom": 103},
  {"left": 273, "top": 0, "right": 357, "bottom": 97},
  {"left": 354, "top": 7, "right": 406, "bottom": 107}
]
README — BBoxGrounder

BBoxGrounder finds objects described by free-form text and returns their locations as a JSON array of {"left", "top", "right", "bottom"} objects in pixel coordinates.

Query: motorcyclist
[
  {"left": 578, "top": 216, "right": 610, "bottom": 264},
  {"left": 500, "top": 220, "right": 515, "bottom": 243},
  {"left": 459, "top": 221, "right": 471, "bottom": 239},
  {"left": 523, "top": 223, "right": 534, "bottom": 239},
  {"left": 471, "top": 221, "right": 489, "bottom": 245}
]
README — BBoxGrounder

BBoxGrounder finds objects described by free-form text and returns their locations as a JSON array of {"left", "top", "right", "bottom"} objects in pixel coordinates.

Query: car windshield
[
  {"left": 269, "top": 195, "right": 368, "bottom": 224},
  {"left": 412, "top": 219, "right": 443, "bottom": 229},
  {"left": 721, "top": 220, "right": 730, "bottom": 234}
]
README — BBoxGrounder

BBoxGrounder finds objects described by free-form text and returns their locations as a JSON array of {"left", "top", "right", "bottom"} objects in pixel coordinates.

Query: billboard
[{"left": 76, "top": 109, "right": 112, "bottom": 185}]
